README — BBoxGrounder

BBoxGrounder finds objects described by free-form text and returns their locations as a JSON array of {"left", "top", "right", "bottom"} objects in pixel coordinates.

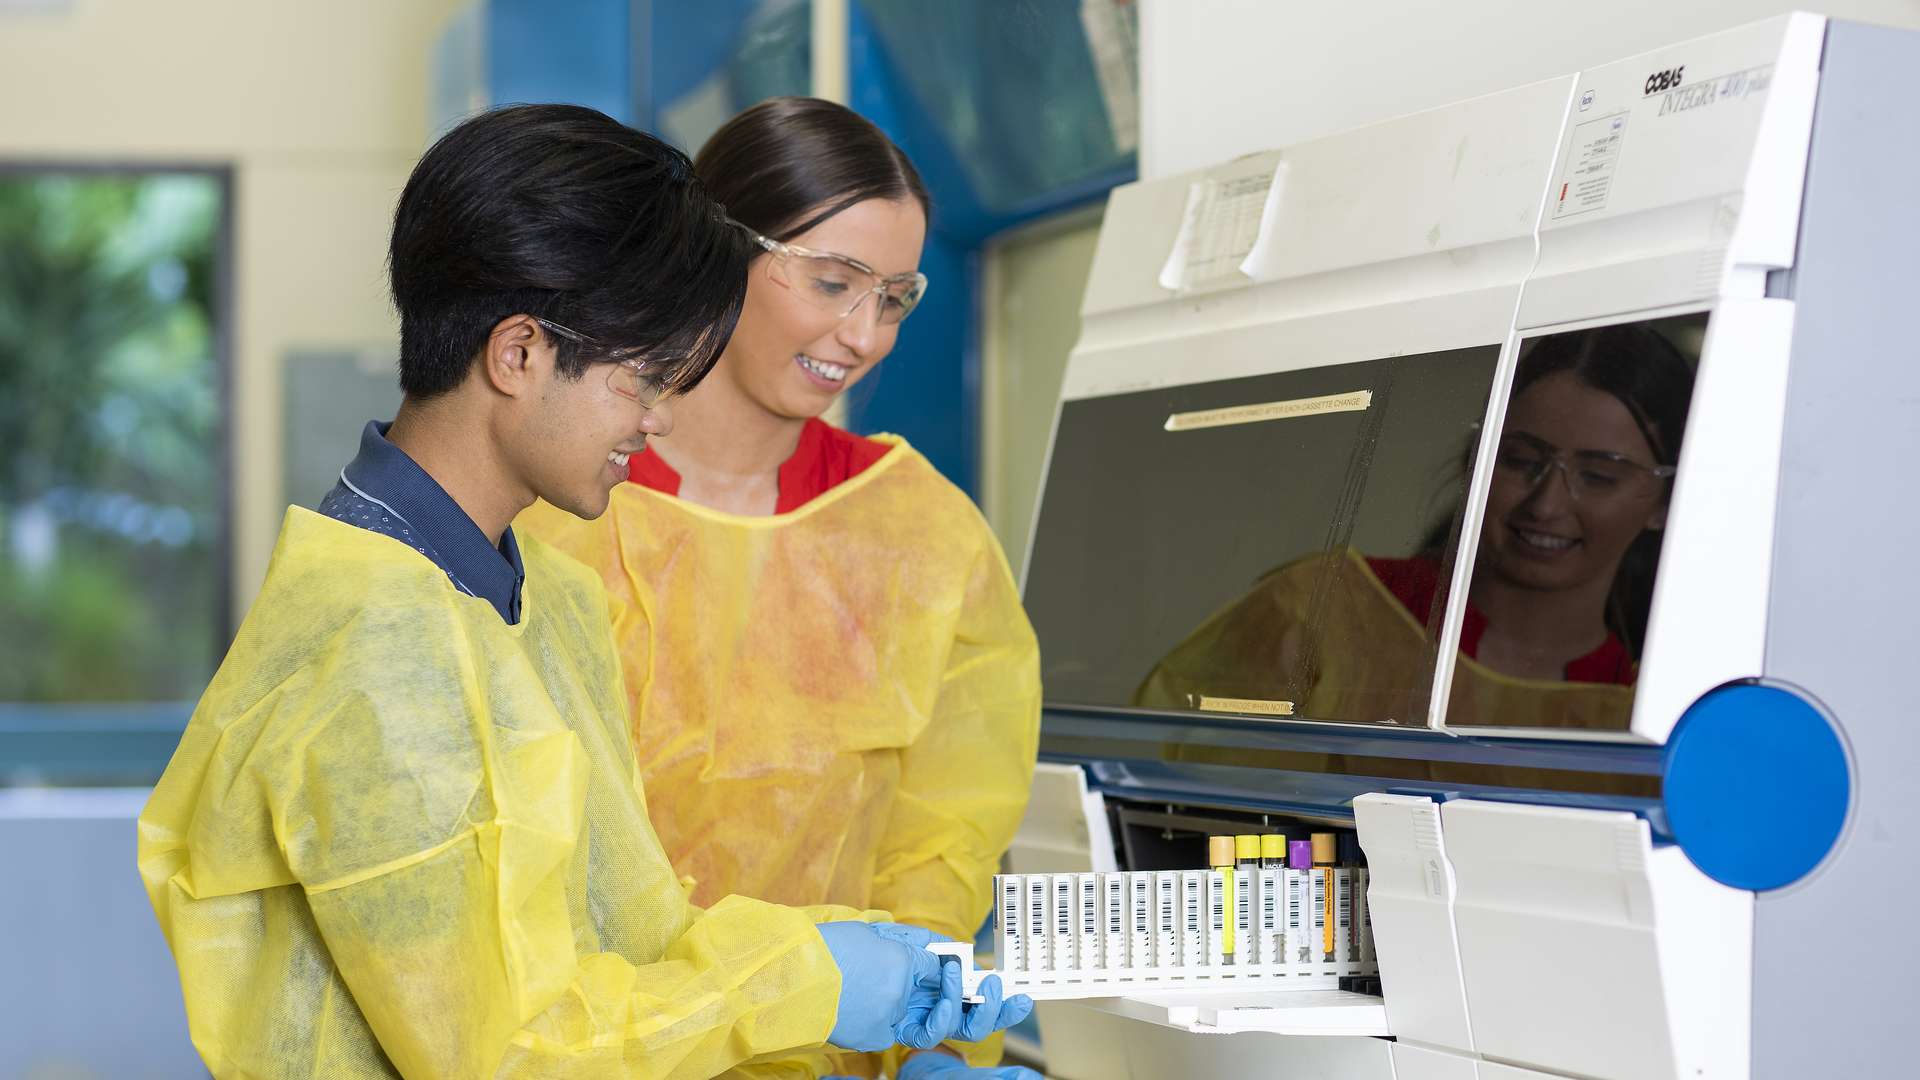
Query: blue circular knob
[{"left": 1663, "top": 683, "right": 1850, "bottom": 891}]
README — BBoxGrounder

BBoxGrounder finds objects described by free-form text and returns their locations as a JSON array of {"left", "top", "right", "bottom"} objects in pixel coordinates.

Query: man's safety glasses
[{"left": 533, "top": 317, "right": 671, "bottom": 408}]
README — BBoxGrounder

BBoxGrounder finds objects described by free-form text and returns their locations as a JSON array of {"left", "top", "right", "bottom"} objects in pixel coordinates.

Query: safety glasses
[
  {"left": 532, "top": 317, "right": 671, "bottom": 408},
  {"left": 1493, "top": 431, "right": 1676, "bottom": 503},
  {"left": 749, "top": 232, "right": 929, "bottom": 324}
]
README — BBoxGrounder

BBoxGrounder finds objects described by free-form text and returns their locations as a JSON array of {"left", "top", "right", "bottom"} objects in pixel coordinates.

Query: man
[{"left": 138, "top": 104, "right": 1026, "bottom": 1079}]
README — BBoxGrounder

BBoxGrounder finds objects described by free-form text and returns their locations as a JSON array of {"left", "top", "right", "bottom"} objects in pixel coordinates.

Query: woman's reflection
[{"left": 1136, "top": 322, "right": 1695, "bottom": 731}]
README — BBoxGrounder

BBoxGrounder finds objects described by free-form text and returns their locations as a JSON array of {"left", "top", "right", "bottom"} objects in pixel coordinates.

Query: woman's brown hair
[{"left": 695, "top": 96, "right": 931, "bottom": 241}]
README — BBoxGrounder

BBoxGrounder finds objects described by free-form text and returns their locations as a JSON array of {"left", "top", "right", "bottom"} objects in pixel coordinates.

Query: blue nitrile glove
[
  {"left": 864, "top": 922, "right": 1035, "bottom": 1040},
  {"left": 949, "top": 971, "right": 1034, "bottom": 1043},
  {"left": 817, "top": 921, "right": 961, "bottom": 1052},
  {"left": 868, "top": 921, "right": 946, "bottom": 947},
  {"left": 896, "top": 1050, "right": 1045, "bottom": 1080}
]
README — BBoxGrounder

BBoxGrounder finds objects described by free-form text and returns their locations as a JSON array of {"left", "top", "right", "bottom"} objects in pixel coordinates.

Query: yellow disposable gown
[
  {"left": 520, "top": 436, "right": 1041, "bottom": 1078},
  {"left": 1137, "top": 550, "right": 1648, "bottom": 792},
  {"left": 138, "top": 508, "right": 845, "bottom": 1079}
]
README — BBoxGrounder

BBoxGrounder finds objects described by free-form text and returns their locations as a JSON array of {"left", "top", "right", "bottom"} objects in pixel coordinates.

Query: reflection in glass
[
  {"left": 1028, "top": 317, "right": 1703, "bottom": 735},
  {"left": 1125, "top": 317, "right": 1700, "bottom": 733},
  {"left": 1443, "top": 317, "right": 1699, "bottom": 729},
  {"left": 1025, "top": 346, "right": 1501, "bottom": 726}
]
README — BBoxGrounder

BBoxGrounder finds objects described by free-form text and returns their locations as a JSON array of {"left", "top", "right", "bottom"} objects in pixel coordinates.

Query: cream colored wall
[
  {"left": 980, "top": 207, "right": 1104, "bottom": 581},
  {"left": 0, "top": 0, "right": 466, "bottom": 618}
]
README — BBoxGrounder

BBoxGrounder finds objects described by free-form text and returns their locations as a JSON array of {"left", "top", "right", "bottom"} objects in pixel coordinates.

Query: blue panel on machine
[{"left": 1663, "top": 683, "right": 1850, "bottom": 891}]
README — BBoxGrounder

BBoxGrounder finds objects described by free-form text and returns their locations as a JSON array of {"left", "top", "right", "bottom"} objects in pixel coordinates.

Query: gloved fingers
[
  {"left": 871, "top": 921, "right": 950, "bottom": 948},
  {"left": 923, "top": 955, "right": 964, "bottom": 1045},
  {"left": 896, "top": 955, "right": 964, "bottom": 1049},
  {"left": 995, "top": 990, "right": 1035, "bottom": 1030},
  {"left": 987, "top": 1067, "right": 1045, "bottom": 1079},
  {"left": 905, "top": 937, "right": 947, "bottom": 989},
  {"left": 954, "top": 971, "right": 1006, "bottom": 1042}
]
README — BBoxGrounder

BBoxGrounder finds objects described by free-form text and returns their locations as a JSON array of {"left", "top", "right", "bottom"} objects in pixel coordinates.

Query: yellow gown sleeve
[
  {"left": 868, "top": 538, "right": 1042, "bottom": 1075},
  {"left": 274, "top": 702, "right": 841, "bottom": 1080}
]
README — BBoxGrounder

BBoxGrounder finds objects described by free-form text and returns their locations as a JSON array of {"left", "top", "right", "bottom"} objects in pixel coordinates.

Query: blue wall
[{"left": 488, "top": 0, "right": 632, "bottom": 120}]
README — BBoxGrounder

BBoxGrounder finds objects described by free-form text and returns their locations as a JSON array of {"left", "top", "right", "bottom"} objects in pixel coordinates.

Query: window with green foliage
[{"left": 0, "top": 169, "right": 228, "bottom": 706}]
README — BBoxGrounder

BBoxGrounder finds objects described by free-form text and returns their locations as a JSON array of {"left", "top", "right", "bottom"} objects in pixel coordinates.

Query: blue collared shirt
[{"left": 318, "top": 420, "right": 526, "bottom": 624}]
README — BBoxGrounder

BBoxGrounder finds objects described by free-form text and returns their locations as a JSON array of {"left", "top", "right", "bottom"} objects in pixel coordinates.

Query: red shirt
[
  {"left": 627, "top": 417, "right": 893, "bottom": 513},
  {"left": 1366, "top": 556, "right": 1636, "bottom": 685}
]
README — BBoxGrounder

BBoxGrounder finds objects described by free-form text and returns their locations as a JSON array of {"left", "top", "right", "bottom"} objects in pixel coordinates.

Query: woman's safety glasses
[
  {"left": 1493, "top": 432, "right": 1676, "bottom": 503},
  {"left": 533, "top": 317, "right": 671, "bottom": 408},
  {"left": 750, "top": 232, "right": 928, "bottom": 324}
]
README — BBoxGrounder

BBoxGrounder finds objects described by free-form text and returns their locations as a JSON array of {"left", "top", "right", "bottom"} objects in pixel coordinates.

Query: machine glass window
[
  {"left": 1025, "top": 345, "right": 1501, "bottom": 726},
  {"left": 1441, "top": 313, "right": 1704, "bottom": 731}
]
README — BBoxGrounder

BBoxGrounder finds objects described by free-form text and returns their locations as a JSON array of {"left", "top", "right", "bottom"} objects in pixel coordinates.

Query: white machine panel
[
  {"left": 1392, "top": 1043, "right": 1484, "bottom": 1080},
  {"left": 1524, "top": 14, "right": 1823, "bottom": 326},
  {"left": 1352, "top": 794, "right": 1474, "bottom": 1052},
  {"left": 1065, "top": 74, "right": 1572, "bottom": 401},
  {"left": 1444, "top": 800, "right": 1751, "bottom": 1080}
]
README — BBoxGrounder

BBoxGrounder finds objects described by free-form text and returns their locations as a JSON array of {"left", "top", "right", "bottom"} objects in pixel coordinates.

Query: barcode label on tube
[
  {"left": 1104, "top": 874, "right": 1128, "bottom": 970},
  {"left": 1181, "top": 872, "right": 1205, "bottom": 966},
  {"left": 1313, "top": 870, "right": 1330, "bottom": 961},
  {"left": 1026, "top": 876, "right": 1049, "bottom": 969},
  {"left": 1207, "top": 871, "right": 1227, "bottom": 964},
  {"left": 1338, "top": 869, "right": 1355, "bottom": 960},
  {"left": 1155, "top": 872, "right": 1180, "bottom": 966},
  {"left": 1235, "top": 870, "right": 1253, "bottom": 956},
  {"left": 1289, "top": 871, "right": 1308, "bottom": 962},
  {"left": 1000, "top": 877, "right": 1023, "bottom": 972}
]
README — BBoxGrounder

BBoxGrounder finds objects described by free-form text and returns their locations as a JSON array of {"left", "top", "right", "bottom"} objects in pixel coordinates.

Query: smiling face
[
  {"left": 713, "top": 197, "right": 927, "bottom": 420},
  {"left": 1477, "top": 370, "right": 1669, "bottom": 595},
  {"left": 504, "top": 331, "right": 674, "bottom": 520}
]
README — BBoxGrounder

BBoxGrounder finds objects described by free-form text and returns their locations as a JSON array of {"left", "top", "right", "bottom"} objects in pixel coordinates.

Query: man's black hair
[{"left": 389, "top": 103, "right": 750, "bottom": 398}]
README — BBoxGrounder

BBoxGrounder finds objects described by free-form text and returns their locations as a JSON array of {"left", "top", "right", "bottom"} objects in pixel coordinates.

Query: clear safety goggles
[
  {"left": 1493, "top": 432, "right": 1676, "bottom": 503},
  {"left": 533, "top": 317, "right": 671, "bottom": 408},
  {"left": 750, "top": 232, "right": 929, "bottom": 324}
]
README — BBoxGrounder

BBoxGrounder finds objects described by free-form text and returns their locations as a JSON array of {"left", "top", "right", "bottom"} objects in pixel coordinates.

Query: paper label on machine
[{"left": 1554, "top": 113, "right": 1629, "bottom": 219}]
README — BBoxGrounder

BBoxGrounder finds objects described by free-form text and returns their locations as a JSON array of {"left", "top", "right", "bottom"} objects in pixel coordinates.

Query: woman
[
  {"left": 1138, "top": 322, "right": 1694, "bottom": 734},
  {"left": 521, "top": 98, "right": 1040, "bottom": 1080}
]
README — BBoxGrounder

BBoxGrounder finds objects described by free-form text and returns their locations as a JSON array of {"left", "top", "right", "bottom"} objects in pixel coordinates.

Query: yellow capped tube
[{"left": 1209, "top": 836, "right": 1236, "bottom": 961}]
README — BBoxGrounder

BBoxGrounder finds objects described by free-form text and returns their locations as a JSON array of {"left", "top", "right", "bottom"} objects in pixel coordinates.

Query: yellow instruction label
[
  {"left": 1197, "top": 695, "right": 1297, "bottom": 717},
  {"left": 1165, "top": 390, "right": 1372, "bottom": 432}
]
